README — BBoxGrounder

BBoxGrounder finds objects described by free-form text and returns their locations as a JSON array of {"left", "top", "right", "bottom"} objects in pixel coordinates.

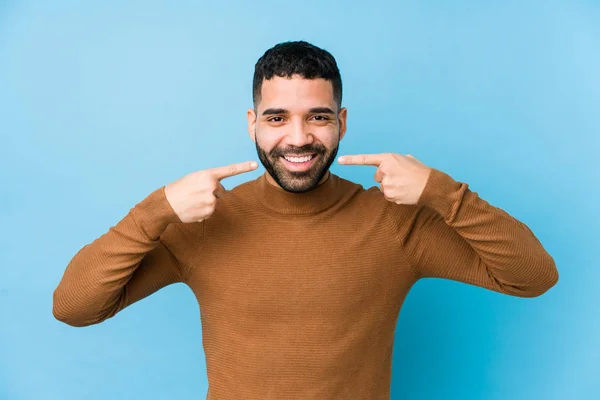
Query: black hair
[{"left": 252, "top": 40, "right": 343, "bottom": 111}]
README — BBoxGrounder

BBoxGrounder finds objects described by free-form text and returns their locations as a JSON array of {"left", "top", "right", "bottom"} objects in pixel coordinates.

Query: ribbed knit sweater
[{"left": 53, "top": 168, "right": 558, "bottom": 399}]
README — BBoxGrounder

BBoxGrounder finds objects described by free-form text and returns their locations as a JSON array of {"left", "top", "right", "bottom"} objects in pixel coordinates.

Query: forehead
[{"left": 258, "top": 75, "right": 335, "bottom": 111}]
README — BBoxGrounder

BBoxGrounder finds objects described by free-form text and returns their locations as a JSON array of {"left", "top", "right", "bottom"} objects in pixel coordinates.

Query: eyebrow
[{"left": 261, "top": 107, "right": 336, "bottom": 116}]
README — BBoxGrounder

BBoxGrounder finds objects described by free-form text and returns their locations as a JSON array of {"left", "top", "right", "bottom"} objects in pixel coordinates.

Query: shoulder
[{"left": 334, "top": 174, "right": 410, "bottom": 220}]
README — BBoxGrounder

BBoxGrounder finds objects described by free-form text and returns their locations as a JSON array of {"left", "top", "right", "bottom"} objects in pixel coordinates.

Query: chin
[
  {"left": 280, "top": 183, "right": 318, "bottom": 194},
  {"left": 276, "top": 169, "right": 326, "bottom": 193}
]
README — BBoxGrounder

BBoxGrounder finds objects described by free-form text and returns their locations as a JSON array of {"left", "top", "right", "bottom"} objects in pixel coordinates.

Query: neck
[{"left": 252, "top": 170, "right": 346, "bottom": 215}]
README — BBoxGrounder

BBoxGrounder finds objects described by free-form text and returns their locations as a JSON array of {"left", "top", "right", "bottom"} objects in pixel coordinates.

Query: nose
[{"left": 285, "top": 118, "right": 314, "bottom": 148}]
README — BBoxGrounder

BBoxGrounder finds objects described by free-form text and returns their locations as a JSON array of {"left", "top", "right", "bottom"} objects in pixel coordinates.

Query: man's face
[{"left": 247, "top": 74, "right": 347, "bottom": 193}]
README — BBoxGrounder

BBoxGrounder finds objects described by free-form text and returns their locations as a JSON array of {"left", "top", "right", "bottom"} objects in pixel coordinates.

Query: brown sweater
[{"left": 53, "top": 168, "right": 558, "bottom": 399}]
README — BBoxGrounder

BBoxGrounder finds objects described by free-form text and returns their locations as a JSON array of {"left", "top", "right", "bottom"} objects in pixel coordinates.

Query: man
[{"left": 53, "top": 40, "right": 559, "bottom": 399}]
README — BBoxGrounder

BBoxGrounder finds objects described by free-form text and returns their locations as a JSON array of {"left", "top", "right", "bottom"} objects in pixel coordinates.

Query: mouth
[{"left": 280, "top": 154, "right": 318, "bottom": 171}]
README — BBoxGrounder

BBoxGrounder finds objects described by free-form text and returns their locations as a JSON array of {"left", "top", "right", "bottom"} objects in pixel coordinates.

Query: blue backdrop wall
[{"left": 1, "top": 1, "right": 598, "bottom": 399}]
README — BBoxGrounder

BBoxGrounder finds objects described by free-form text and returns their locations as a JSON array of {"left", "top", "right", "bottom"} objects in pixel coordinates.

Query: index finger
[
  {"left": 338, "top": 154, "right": 386, "bottom": 166},
  {"left": 209, "top": 161, "right": 258, "bottom": 180}
]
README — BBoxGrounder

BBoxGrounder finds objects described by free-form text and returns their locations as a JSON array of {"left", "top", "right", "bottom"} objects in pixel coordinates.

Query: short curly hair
[{"left": 252, "top": 40, "right": 343, "bottom": 111}]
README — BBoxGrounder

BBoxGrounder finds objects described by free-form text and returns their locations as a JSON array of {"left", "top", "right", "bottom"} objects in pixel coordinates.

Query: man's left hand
[{"left": 338, "top": 153, "right": 432, "bottom": 205}]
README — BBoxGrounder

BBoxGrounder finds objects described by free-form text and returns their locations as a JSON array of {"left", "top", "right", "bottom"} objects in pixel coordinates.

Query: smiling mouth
[
  {"left": 281, "top": 154, "right": 316, "bottom": 162},
  {"left": 279, "top": 154, "right": 318, "bottom": 170}
]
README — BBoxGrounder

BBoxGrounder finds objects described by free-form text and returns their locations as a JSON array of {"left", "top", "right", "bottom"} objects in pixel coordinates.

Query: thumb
[{"left": 214, "top": 182, "right": 227, "bottom": 199}]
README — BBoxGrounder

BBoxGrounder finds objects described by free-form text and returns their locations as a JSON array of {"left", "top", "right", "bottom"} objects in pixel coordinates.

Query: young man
[{"left": 53, "top": 40, "right": 558, "bottom": 400}]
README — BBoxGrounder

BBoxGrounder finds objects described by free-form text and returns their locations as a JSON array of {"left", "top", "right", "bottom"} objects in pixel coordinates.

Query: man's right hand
[{"left": 164, "top": 161, "right": 259, "bottom": 223}]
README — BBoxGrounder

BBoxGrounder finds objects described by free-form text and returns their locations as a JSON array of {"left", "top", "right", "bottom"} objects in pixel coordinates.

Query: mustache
[{"left": 271, "top": 146, "right": 327, "bottom": 157}]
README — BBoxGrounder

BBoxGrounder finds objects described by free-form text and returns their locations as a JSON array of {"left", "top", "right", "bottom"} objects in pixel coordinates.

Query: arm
[
  {"left": 388, "top": 168, "right": 558, "bottom": 297},
  {"left": 53, "top": 186, "right": 192, "bottom": 327}
]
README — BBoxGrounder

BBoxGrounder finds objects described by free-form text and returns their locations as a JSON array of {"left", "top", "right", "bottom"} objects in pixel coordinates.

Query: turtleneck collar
[{"left": 252, "top": 170, "right": 346, "bottom": 215}]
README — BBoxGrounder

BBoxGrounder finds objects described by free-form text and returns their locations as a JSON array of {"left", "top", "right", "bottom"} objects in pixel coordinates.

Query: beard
[{"left": 254, "top": 130, "right": 340, "bottom": 193}]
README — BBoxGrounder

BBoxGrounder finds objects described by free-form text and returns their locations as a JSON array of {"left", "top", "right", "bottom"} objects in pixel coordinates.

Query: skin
[{"left": 247, "top": 74, "right": 348, "bottom": 193}]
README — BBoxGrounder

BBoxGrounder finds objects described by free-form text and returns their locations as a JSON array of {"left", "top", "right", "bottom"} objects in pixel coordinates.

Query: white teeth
[{"left": 284, "top": 155, "right": 314, "bottom": 163}]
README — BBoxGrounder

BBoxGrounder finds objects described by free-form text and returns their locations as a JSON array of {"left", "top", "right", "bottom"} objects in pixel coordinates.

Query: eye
[
  {"left": 312, "top": 115, "right": 330, "bottom": 121},
  {"left": 268, "top": 116, "right": 284, "bottom": 122}
]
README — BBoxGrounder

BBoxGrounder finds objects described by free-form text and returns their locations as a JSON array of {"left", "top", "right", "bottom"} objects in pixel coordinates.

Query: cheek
[
  {"left": 309, "top": 124, "right": 337, "bottom": 142},
  {"left": 319, "top": 131, "right": 340, "bottom": 149},
  {"left": 255, "top": 132, "right": 281, "bottom": 154}
]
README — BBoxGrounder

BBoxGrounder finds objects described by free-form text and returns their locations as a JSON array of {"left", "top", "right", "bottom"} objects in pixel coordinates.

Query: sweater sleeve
[
  {"left": 53, "top": 186, "right": 188, "bottom": 327},
  {"left": 388, "top": 168, "right": 559, "bottom": 297}
]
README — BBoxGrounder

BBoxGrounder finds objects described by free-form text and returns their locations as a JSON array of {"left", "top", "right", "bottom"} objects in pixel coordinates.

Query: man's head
[{"left": 247, "top": 40, "right": 347, "bottom": 193}]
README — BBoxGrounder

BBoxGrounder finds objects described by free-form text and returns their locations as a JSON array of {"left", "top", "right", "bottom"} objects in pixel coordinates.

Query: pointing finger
[
  {"left": 338, "top": 154, "right": 387, "bottom": 166},
  {"left": 210, "top": 161, "right": 258, "bottom": 180}
]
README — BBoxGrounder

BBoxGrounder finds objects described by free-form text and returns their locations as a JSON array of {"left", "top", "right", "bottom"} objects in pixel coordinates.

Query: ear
[
  {"left": 338, "top": 107, "right": 348, "bottom": 141},
  {"left": 247, "top": 108, "right": 257, "bottom": 142}
]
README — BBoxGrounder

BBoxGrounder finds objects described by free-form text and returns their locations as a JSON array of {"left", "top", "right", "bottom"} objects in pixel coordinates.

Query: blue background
[{"left": 1, "top": 1, "right": 599, "bottom": 399}]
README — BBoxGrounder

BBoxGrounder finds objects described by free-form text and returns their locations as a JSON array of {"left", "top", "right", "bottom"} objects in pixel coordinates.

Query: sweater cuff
[
  {"left": 416, "top": 168, "right": 463, "bottom": 220},
  {"left": 133, "top": 186, "right": 182, "bottom": 240}
]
